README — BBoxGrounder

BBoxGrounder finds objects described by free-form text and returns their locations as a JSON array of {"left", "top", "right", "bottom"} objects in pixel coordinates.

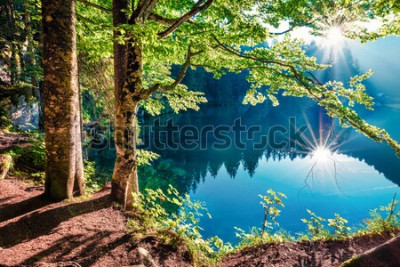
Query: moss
[
  {"left": 340, "top": 256, "right": 361, "bottom": 267},
  {"left": 0, "top": 154, "right": 13, "bottom": 180},
  {"left": 65, "top": 194, "right": 93, "bottom": 203},
  {"left": 49, "top": 179, "right": 70, "bottom": 200}
]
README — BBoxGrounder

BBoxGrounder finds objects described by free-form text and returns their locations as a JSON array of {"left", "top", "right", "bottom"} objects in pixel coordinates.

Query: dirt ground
[
  {"left": 221, "top": 231, "right": 398, "bottom": 267},
  {"left": 0, "top": 179, "right": 192, "bottom": 267},
  {"left": 0, "top": 178, "right": 398, "bottom": 267}
]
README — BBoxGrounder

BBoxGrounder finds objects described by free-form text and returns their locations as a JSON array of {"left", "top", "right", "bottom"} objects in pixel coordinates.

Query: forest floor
[
  {"left": 0, "top": 178, "right": 192, "bottom": 267},
  {"left": 0, "top": 177, "right": 398, "bottom": 267}
]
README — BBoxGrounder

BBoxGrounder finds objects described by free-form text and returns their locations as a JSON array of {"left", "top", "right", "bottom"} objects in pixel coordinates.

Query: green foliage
[
  {"left": 83, "top": 160, "right": 105, "bottom": 194},
  {"left": 76, "top": 0, "right": 113, "bottom": 60},
  {"left": 137, "top": 149, "right": 160, "bottom": 166},
  {"left": 360, "top": 196, "right": 400, "bottom": 234},
  {"left": 232, "top": 189, "right": 292, "bottom": 250},
  {"left": 125, "top": 186, "right": 400, "bottom": 264},
  {"left": 129, "top": 185, "right": 231, "bottom": 265},
  {"left": 24, "top": 133, "right": 46, "bottom": 169},
  {"left": 328, "top": 213, "right": 351, "bottom": 238},
  {"left": 67, "top": 0, "right": 400, "bottom": 157},
  {"left": 347, "top": 0, "right": 400, "bottom": 42},
  {"left": 259, "top": 189, "right": 286, "bottom": 233},
  {"left": 234, "top": 226, "right": 294, "bottom": 250},
  {"left": 301, "top": 209, "right": 329, "bottom": 240},
  {"left": 300, "top": 210, "right": 351, "bottom": 240},
  {"left": 300, "top": 202, "right": 399, "bottom": 241},
  {"left": 138, "top": 160, "right": 192, "bottom": 202},
  {"left": 11, "top": 133, "right": 45, "bottom": 171},
  {"left": 0, "top": 105, "right": 13, "bottom": 130},
  {"left": 1, "top": 0, "right": 43, "bottom": 85},
  {"left": 79, "top": 56, "right": 114, "bottom": 121},
  {"left": 5, "top": 133, "right": 46, "bottom": 183}
]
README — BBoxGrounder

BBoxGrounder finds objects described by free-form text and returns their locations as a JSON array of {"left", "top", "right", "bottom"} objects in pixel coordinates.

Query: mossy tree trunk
[
  {"left": 5, "top": 0, "right": 17, "bottom": 85},
  {"left": 112, "top": 0, "right": 128, "bottom": 110},
  {"left": 110, "top": 0, "right": 204, "bottom": 209},
  {"left": 111, "top": 34, "right": 142, "bottom": 210},
  {"left": 111, "top": 0, "right": 156, "bottom": 209},
  {"left": 42, "top": 0, "right": 85, "bottom": 200},
  {"left": 341, "top": 235, "right": 400, "bottom": 267},
  {"left": 111, "top": 0, "right": 138, "bottom": 209}
]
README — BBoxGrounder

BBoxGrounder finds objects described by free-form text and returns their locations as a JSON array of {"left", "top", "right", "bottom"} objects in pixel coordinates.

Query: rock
[
  {"left": 0, "top": 154, "right": 12, "bottom": 180},
  {"left": 10, "top": 95, "right": 39, "bottom": 131}
]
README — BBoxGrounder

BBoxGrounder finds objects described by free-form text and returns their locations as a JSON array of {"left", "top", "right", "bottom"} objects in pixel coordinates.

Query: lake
[{"left": 89, "top": 36, "right": 400, "bottom": 243}]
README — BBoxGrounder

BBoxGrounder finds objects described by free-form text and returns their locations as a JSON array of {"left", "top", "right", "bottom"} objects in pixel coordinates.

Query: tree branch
[
  {"left": 148, "top": 12, "right": 176, "bottom": 25},
  {"left": 132, "top": 0, "right": 158, "bottom": 22},
  {"left": 165, "top": 47, "right": 203, "bottom": 90},
  {"left": 208, "top": 33, "right": 322, "bottom": 100},
  {"left": 158, "top": 0, "right": 214, "bottom": 38},
  {"left": 76, "top": 13, "right": 112, "bottom": 28},
  {"left": 269, "top": 20, "right": 316, "bottom": 35},
  {"left": 141, "top": 46, "right": 203, "bottom": 99}
]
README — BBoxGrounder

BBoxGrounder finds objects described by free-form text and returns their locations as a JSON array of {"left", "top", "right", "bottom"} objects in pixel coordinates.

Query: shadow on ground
[{"left": 0, "top": 194, "right": 111, "bottom": 248}]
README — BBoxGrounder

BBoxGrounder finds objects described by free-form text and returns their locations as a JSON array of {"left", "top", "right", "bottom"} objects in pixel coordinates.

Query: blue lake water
[{"left": 89, "top": 36, "right": 400, "bottom": 243}]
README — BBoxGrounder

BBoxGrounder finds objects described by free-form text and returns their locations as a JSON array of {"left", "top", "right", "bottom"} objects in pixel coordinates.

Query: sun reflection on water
[{"left": 312, "top": 146, "right": 333, "bottom": 163}]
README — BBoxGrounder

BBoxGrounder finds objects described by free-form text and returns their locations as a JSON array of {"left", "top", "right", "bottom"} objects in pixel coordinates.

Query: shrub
[
  {"left": 233, "top": 189, "right": 292, "bottom": 249},
  {"left": 83, "top": 160, "right": 106, "bottom": 193},
  {"left": 360, "top": 196, "right": 400, "bottom": 234},
  {"left": 301, "top": 209, "right": 330, "bottom": 240},
  {"left": 16, "top": 133, "right": 46, "bottom": 171},
  {"left": 128, "top": 185, "right": 232, "bottom": 266},
  {"left": 328, "top": 213, "right": 351, "bottom": 238}
]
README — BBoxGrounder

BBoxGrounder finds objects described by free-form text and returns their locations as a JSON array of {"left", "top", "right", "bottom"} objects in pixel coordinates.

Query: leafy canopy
[{"left": 76, "top": 0, "right": 400, "bottom": 155}]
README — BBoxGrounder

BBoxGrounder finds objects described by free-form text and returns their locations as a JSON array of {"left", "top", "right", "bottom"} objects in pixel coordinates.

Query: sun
[
  {"left": 314, "top": 25, "right": 347, "bottom": 59},
  {"left": 325, "top": 26, "right": 345, "bottom": 46}
]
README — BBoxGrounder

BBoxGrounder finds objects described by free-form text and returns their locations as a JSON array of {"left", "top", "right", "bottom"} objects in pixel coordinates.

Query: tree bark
[
  {"left": 111, "top": 0, "right": 142, "bottom": 209},
  {"left": 42, "top": 0, "right": 85, "bottom": 200},
  {"left": 112, "top": 0, "right": 128, "bottom": 109},
  {"left": 111, "top": 36, "right": 143, "bottom": 209},
  {"left": 341, "top": 235, "right": 400, "bottom": 267},
  {"left": 6, "top": 0, "right": 16, "bottom": 85},
  {"left": 24, "top": 0, "right": 39, "bottom": 97}
]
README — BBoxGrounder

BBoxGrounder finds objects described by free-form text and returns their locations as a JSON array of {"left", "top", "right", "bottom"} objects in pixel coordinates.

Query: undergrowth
[
  {"left": 5, "top": 133, "right": 400, "bottom": 264},
  {"left": 6, "top": 132, "right": 46, "bottom": 183},
  {"left": 128, "top": 185, "right": 231, "bottom": 266},
  {"left": 127, "top": 186, "right": 400, "bottom": 266}
]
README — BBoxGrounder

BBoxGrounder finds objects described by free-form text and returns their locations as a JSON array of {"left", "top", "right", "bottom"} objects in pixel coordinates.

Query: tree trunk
[
  {"left": 42, "top": 0, "right": 85, "bottom": 200},
  {"left": 6, "top": 0, "right": 16, "bottom": 85},
  {"left": 112, "top": 38, "right": 143, "bottom": 209},
  {"left": 112, "top": 0, "right": 128, "bottom": 109},
  {"left": 24, "top": 0, "right": 39, "bottom": 96},
  {"left": 341, "top": 235, "right": 400, "bottom": 267},
  {"left": 112, "top": 99, "right": 140, "bottom": 209},
  {"left": 38, "top": 8, "right": 45, "bottom": 130},
  {"left": 111, "top": 0, "right": 142, "bottom": 209}
]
